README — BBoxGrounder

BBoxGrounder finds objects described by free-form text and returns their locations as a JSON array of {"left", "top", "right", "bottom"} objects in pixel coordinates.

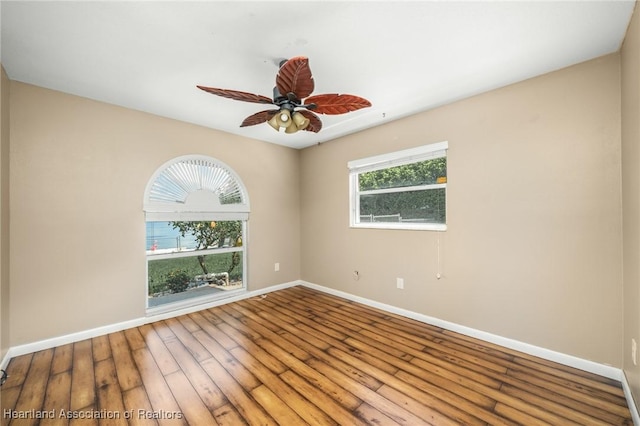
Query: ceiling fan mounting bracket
[{"left": 273, "top": 86, "right": 316, "bottom": 111}]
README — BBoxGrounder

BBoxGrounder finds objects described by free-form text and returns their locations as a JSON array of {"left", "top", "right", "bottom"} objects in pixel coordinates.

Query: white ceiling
[{"left": 1, "top": 1, "right": 635, "bottom": 149}]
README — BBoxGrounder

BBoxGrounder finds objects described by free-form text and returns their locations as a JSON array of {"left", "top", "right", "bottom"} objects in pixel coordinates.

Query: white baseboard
[
  {"left": 622, "top": 371, "right": 640, "bottom": 425},
  {"left": 3, "top": 279, "right": 625, "bottom": 378},
  {"left": 300, "top": 280, "right": 640, "bottom": 424},
  {"left": 5, "top": 280, "right": 301, "bottom": 360},
  {"left": 300, "top": 280, "right": 621, "bottom": 380},
  {"left": 1, "top": 348, "right": 11, "bottom": 371},
  {"left": 2, "top": 279, "right": 638, "bottom": 424}
]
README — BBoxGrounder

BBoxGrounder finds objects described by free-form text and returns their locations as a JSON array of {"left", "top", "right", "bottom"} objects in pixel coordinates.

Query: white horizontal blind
[{"left": 348, "top": 141, "right": 448, "bottom": 174}]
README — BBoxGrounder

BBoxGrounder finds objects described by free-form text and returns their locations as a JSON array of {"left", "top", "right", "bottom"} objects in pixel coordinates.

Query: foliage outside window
[
  {"left": 146, "top": 220, "right": 244, "bottom": 306},
  {"left": 349, "top": 142, "right": 448, "bottom": 231},
  {"left": 171, "top": 220, "right": 243, "bottom": 275}
]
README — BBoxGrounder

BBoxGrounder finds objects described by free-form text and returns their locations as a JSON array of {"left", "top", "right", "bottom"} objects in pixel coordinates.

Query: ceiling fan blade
[
  {"left": 305, "top": 94, "right": 371, "bottom": 115},
  {"left": 276, "top": 56, "right": 315, "bottom": 100},
  {"left": 240, "top": 110, "right": 279, "bottom": 127},
  {"left": 197, "top": 86, "right": 273, "bottom": 104},
  {"left": 298, "top": 110, "right": 322, "bottom": 133}
]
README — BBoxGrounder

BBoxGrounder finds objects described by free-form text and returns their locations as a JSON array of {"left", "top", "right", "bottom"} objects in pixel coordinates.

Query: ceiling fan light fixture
[
  {"left": 285, "top": 122, "right": 299, "bottom": 134},
  {"left": 292, "top": 111, "right": 310, "bottom": 130},
  {"left": 267, "top": 107, "right": 298, "bottom": 132},
  {"left": 275, "top": 108, "right": 292, "bottom": 128},
  {"left": 267, "top": 114, "right": 280, "bottom": 131}
]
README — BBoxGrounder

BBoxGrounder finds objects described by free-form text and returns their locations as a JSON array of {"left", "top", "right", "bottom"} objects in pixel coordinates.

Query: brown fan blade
[
  {"left": 305, "top": 94, "right": 371, "bottom": 115},
  {"left": 298, "top": 110, "right": 322, "bottom": 133},
  {"left": 276, "top": 56, "right": 315, "bottom": 100},
  {"left": 240, "top": 110, "right": 279, "bottom": 127},
  {"left": 197, "top": 86, "right": 273, "bottom": 104}
]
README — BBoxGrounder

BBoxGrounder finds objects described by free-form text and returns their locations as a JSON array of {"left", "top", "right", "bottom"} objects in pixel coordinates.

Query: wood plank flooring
[{"left": 1, "top": 286, "right": 634, "bottom": 425}]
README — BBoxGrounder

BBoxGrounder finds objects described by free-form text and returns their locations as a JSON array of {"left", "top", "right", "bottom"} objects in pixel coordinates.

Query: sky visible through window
[{"left": 146, "top": 221, "right": 198, "bottom": 251}]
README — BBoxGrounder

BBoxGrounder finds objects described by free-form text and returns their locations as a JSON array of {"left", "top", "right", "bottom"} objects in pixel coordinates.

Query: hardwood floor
[{"left": 1, "top": 286, "right": 634, "bottom": 425}]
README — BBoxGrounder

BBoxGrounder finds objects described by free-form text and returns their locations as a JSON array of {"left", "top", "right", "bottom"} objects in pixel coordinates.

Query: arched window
[{"left": 144, "top": 155, "right": 249, "bottom": 313}]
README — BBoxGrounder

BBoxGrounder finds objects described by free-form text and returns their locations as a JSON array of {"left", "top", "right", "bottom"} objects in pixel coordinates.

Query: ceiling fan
[{"left": 197, "top": 56, "right": 371, "bottom": 134}]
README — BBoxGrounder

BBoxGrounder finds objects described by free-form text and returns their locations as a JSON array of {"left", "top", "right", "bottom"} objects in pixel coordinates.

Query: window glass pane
[
  {"left": 359, "top": 188, "right": 446, "bottom": 224},
  {"left": 148, "top": 251, "right": 243, "bottom": 307},
  {"left": 146, "top": 220, "right": 244, "bottom": 309},
  {"left": 146, "top": 220, "right": 243, "bottom": 254},
  {"left": 359, "top": 157, "right": 446, "bottom": 191},
  {"left": 146, "top": 221, "right": 198, "bottom": 252}
]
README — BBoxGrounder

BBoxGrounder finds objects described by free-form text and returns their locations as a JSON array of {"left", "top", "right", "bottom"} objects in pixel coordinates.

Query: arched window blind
[{"left": 144, "top": 155, "right": 250, "bottom": 221}]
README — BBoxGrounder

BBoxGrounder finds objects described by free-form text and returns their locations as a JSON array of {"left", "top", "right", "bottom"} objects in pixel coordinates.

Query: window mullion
[
  {"left": 358, "top": 183, "right": 446, "bottom": 196},
  {"left": 146, "top": 245, "right": 243, "bottom": 261}
]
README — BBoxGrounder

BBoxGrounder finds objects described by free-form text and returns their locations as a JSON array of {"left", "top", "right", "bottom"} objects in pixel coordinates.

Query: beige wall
[
  {"left": 9, "top": 82, "right": 301, "bottom": 346},
  {"left": 1, "top": 65, "right": 10, "bottom": 361},
  {"left": 622, "top": 2, "right": 640, "bottom": 412},
  {"left": 301, "top": 54, "right": 623, "bottom": 367},
  {"left": 3, "top": 43, "right": 630, "bottom": 373}
]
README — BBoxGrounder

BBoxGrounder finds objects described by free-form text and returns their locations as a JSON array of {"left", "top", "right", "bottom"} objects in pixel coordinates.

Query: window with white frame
[
  {"left": 143, "top": 155, "right": 249, "bottom": 312},
  {"left": 349, "top": 142, "right": 448, "bottom": 231}
]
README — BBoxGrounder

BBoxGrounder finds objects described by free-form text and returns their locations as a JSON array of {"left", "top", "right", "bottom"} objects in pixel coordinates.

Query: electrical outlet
[
  {"left": 633, "top": 339, "right": 637, "bottom": 366},
  {"left": 396, "top": 278, "right": 404, "bottom": 289},
  {"left": 274, "top": 262, "right": 280, "bottom": 272}
]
